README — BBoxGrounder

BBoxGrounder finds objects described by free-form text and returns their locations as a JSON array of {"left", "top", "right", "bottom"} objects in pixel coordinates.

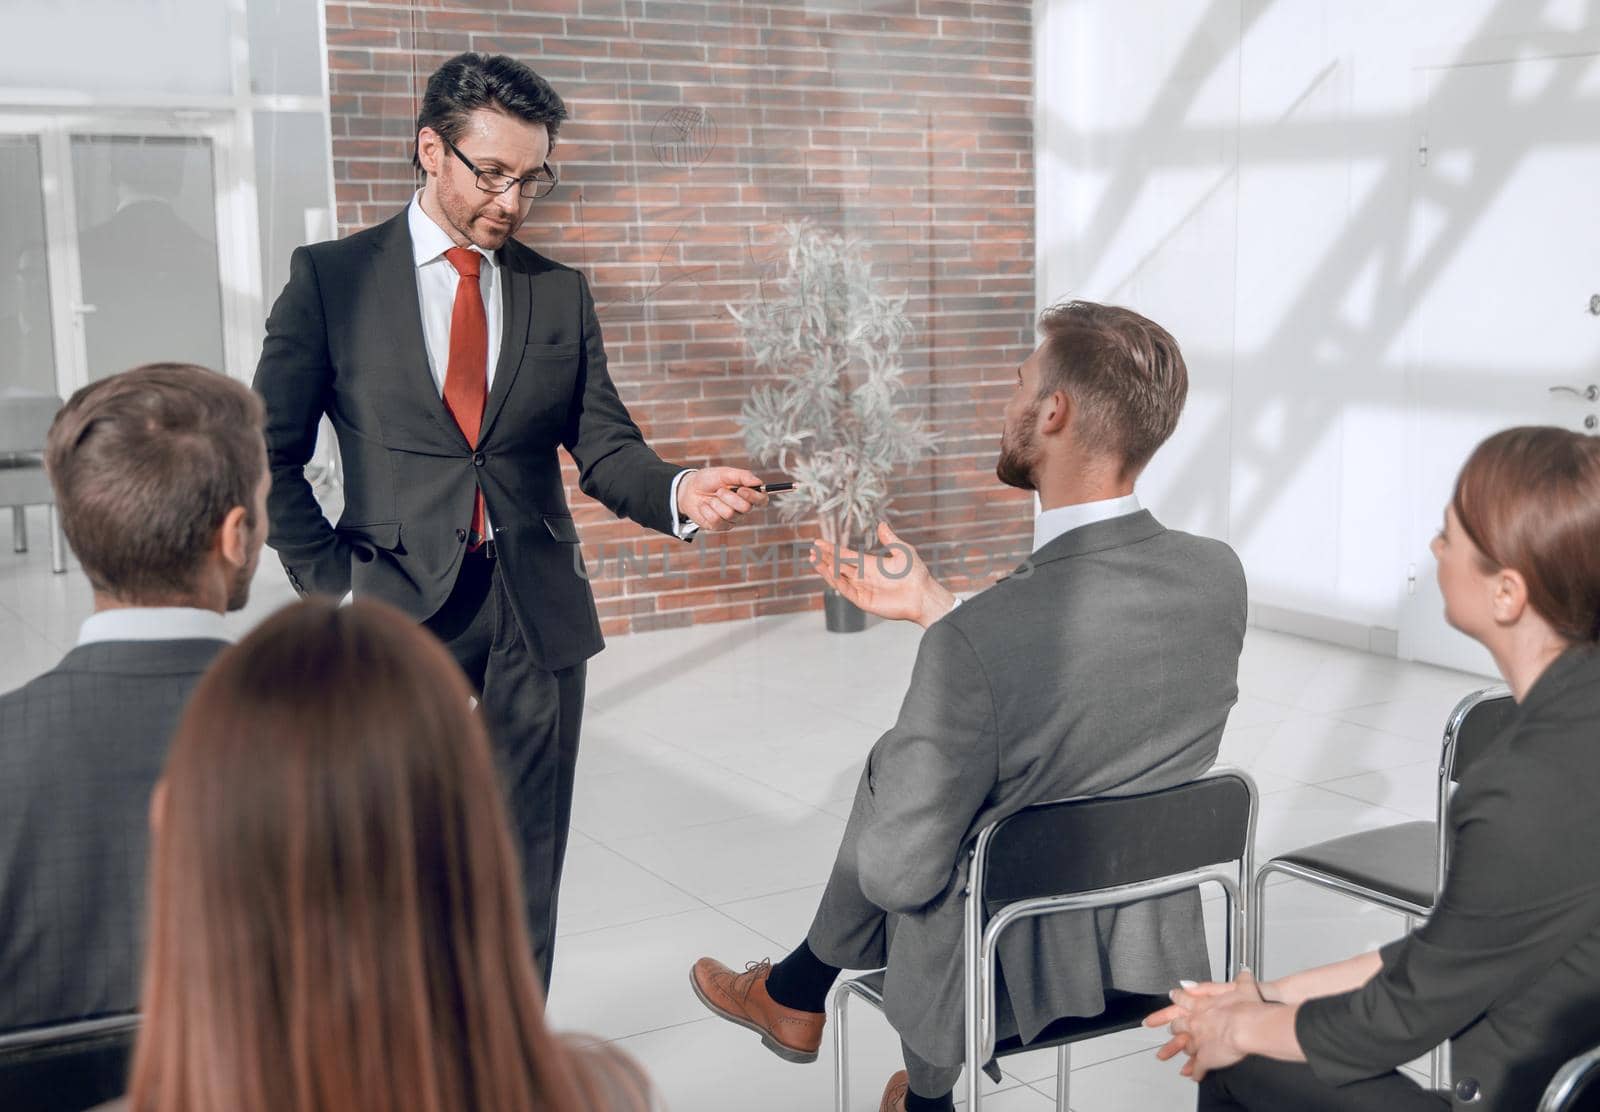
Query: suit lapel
[
  {"left": 479, "top": 244, "right": 530, "bottom": 443},
  {"left": 368, "top": 213, "right": 470, "bottom": 448}
]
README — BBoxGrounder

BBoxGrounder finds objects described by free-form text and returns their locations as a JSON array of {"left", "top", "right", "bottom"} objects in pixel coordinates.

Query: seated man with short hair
[
  {"left": 691, "top": 302, "right": 1248, "bottom": 1111},
  {"left": 0, "top": 363, "right": 269, "bottom": 1033}
]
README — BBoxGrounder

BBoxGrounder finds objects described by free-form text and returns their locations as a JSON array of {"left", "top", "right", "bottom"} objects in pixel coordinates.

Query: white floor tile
[
  {"left": 1236, "top": 631, "right": 1489, "bottom": 715},
  {"left": 545, "top": 907, "right": 774, "bottom": 1041},
  {"left": 605, "top": 1007, "right": 1030, "bottom": 1112},
  {"left": 1220, "top": 714, "right": 1436, "bottom": 786},
  {"left": 1333, "top": 691, "right": 1485, "bottom": 746},
  {"left": 1222, "top": 693, "right": 1299, "bottom": 731},
  {"left": 965, "top": 1084, "right": 1058, "bottom": 1108},
  {"left": 716, "top": 883, "right": 828, "bottom": 952},
  {"left": 0, "top": 611, "right": 70, "bottom": 692},
  {"left": 571, "top": 734, "right": 812, "bottom": 842},
  {"left": 1249, "top": 881, "right": 1409, "bottom": 980},
  {"left": 1317, "top": 761, "right": 1439, "bottom": 821},
  {"left": 556, "top": 843, "right": 702, "bottom": 937},
  {"left": 607, "top": 807, "right": 847, "bottom": 906},
  {"left": 1254, "top": 784, "right": 1419, "bottom": 862},
  {"left": 1057, "top": 1036, "right": 1200, "bottom": 1111}
]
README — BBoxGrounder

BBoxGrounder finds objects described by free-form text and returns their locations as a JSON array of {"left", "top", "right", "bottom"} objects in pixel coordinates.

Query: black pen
[{"left": 743, "top": 481, "right": 795, "bottom": 493}]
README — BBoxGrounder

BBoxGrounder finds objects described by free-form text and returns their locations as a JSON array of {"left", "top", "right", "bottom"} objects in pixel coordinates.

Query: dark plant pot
[{"left": 823, "top": 588, "right": 867, "bottom": 633}]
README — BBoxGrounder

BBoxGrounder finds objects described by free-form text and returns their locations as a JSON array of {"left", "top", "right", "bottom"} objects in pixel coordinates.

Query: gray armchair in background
[{"left": 0, "top": 390, "right": 67, "bottom": 574}]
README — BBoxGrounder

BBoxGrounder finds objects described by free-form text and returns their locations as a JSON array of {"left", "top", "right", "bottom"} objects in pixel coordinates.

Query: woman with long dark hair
[
  {"left": 1149, "top": 426, "right": 1600, "bottom": 1110},
  {"left": 118, "top": 598, "right": 657, "bottom": 1112}
]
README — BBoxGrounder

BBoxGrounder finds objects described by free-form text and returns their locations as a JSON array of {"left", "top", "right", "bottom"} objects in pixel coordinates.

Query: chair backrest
[
  {"left": 0, "top": 391, "right": 64, "bottom": 454},
  {"left": 1539, "top": 1041, "right": 1600, "bottom": 1112},
  {"left": 1444, "top": 685, "right": 1517, "bottom": 786},
  {"left": 0, "top": 1014, "right": 138, "bottom": 1112},
  {"left": 981, "top": 771, "right": 1255, "bottom": 905}
]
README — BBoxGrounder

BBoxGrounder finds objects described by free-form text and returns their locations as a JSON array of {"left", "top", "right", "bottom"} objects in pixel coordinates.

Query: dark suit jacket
[
  {"left": 0, "top": 639, "right": 225, "bottom": 1033},
  {"left": 809, "top": 511, "right": 1248, "bottom": 1067},
  {"left": 1299, "top": 644, "right": 1600, "bottom": 1111},
  {"left": 252, "top": 211, "right": 682, "bottom": 670}
]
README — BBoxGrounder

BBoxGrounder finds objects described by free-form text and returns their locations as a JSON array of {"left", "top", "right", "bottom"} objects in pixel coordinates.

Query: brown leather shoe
[
  {"left": 689, "top": 956, "right": 824, "bottom": 1063},
  {"left": 879, "top": 1070, "right": 909, "bottom": 1112}
]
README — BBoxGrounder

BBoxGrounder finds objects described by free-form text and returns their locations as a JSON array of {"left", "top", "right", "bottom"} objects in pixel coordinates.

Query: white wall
[{"left": 1035, "top": 0, "right": 1598, "bottom": 651}]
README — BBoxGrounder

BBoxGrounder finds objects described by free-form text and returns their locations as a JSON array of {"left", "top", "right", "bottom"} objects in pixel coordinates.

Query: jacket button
[
  {"left": 1454, "top": 1078, "right": 1480, "bottom": 1103},
  {"left": 473, "top": 452, "right": 485, "bottom": 466},
  {"left": 455, "top": 528, "right": 467, "bottom": 542}
]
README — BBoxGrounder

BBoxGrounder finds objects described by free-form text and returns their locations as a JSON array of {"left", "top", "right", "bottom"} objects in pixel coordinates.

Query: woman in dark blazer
[{"left": 1148, "top": 425, "right": 1600, "bottom": 1112}]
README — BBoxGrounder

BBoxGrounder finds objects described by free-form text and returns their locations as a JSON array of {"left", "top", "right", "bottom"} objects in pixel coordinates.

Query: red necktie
[{"left": 443, "top": 247, "right": 488, "bottom": 548}]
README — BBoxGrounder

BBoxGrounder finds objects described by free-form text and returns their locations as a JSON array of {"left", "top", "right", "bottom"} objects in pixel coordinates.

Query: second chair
[{"left": 829, "top": 767, "right": 1260, "bottom": 1111}]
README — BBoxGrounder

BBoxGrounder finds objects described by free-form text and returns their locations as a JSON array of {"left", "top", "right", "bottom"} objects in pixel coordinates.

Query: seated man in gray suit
[
  {"left": 0, "top": 363, "right": 269, "bottom": 1033},
  {"left": 691, "top": 301, "right": 1247, "bottom": 1111}
]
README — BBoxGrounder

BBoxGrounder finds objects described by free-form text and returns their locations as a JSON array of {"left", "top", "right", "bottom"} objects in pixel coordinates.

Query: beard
[
  {"left": 995, "top": 400, "right": 1041, "bottom": 491},
  {"left": 438, "top": 177, "right": 516, "bottom": 250},
  {"left": 225, "top": 553, "right": 256, "bottom": 613}
]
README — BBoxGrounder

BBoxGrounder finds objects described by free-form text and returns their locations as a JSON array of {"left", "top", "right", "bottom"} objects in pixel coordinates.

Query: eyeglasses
[{"left": 441, "top": 136, "right": 559, "bottom": 200}]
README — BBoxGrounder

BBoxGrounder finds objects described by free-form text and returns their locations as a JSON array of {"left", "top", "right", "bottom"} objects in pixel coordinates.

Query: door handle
[
  {"left": 1549, "top": 385, "right": 1600, "bottom": 402},
  {"left": 70, "top": 303, "right": 98, "bottom": 315}
]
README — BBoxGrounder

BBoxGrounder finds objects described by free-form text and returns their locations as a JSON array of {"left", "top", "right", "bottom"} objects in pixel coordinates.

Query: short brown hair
[
  {"left": 1452, "top": 426, "right": 1600, "bottom": 644},
  {"left": 1036, "top": 301, "right": 1188, "bottom": 476},
  {"left": 44, "top": 362, "right": 265, "bottom": 603},
  {"left": 130, "top": 599, "right": 616, "bottom": 1112}
]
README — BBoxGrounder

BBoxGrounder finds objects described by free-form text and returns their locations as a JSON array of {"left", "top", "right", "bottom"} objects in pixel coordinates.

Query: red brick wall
[{"left": 324, "top": 0, "right": 1035, "bottom": 636}]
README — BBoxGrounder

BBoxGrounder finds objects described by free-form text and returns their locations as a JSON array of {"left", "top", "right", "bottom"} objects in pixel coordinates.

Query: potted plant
[{"left": 732, "top": 220, "right": 939, "bottom": 632}]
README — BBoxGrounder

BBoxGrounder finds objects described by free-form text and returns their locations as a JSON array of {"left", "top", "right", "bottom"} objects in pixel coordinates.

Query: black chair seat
[
  {"left": 1274, "top": 820, "right": 1437, "bottom": 910},
  {"left": 851, "top": 972, "right": 1169, "bottom": 1058},
  {"left": 993, "top": 992, "right": 1173, "bottom": 1056},
  {"left": 0, "top": 1017, "right": 137, "bottom": 1112}
]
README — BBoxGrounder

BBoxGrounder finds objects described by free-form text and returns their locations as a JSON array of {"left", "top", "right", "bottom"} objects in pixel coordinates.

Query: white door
[
  {"left": 1401, "top": 52, "right": 1600, "bottom": 674},
  {"left": 67, "top": 131, "right": 228, "bottom": 383},
  {"left": 0, "top": 133, "right": 59, "bottom": 396},
  {"left": 0, "top": 112, "right": 259, "bottom": 399}
]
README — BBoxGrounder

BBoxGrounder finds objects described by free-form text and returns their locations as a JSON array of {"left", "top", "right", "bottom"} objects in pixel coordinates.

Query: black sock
[
  {"left": 762, "top": 939, "right": 840, "bottom": 1013},
  {"left": 904, "top": 1088, "right": 955, "bottom": 1112}
]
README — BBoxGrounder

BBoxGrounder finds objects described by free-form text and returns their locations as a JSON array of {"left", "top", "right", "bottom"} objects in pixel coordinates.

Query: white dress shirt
[
  {"left": 77, "top": 606, "right": 230, "bottom": 646},
  {"left": 406, "top": 194, "right": 695, "bottom": 539},
  {"left": 1031, "top": 492, "right": 1142, "bottom": 553},
  {"left": 408, "top": 195, "right": 503, "bottom": 395}
]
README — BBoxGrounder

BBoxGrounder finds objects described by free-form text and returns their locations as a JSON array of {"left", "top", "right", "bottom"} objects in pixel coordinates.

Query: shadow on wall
[{"left": 1038, "top": 0, "right": 1599, "bottom": 628}]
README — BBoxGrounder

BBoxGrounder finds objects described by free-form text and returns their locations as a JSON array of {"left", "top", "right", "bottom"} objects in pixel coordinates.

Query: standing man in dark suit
[
  {"left": 0, "top": 362, "right": 268, "bottom": 1032},
  {"left": 253, "top": 52, "right": 768, "bottom": 986},
  {"left": 690, "top": 302, "right": 1248, "bottom": 1112}
]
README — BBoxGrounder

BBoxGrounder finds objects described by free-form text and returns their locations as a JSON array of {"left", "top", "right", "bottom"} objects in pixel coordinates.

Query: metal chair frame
[
  {"left": 1539, "top": 1041, "right": 1600, "bottom": 1111},
  {"left": 829, "top": 768, "right": 1259, "bottom": 1111}
]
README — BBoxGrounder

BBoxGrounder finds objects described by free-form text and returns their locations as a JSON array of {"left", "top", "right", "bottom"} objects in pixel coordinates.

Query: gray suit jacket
[
  {"left": 808, "top": 510, "right": 1247, "bottom": 1067},
  {"left": 0, "top": 639, "right": 225, "bottom": 1033}
]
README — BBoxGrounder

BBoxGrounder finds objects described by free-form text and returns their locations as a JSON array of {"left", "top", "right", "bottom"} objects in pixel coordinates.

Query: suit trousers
[
  {"left": 1199, "top": 1056, "right": 1449, "bottom": 1111},
  {"left": 424, "top": 549, "right": 586, "bottom": 992},
  {"left": 807, "top": 865, "right": 1000, "bottom": 1099}
]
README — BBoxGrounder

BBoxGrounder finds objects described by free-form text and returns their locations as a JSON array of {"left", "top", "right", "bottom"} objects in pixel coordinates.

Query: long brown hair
[
  {"left": 128, "top": 598, "right": 601, "bottom": 1112},
  {"left": 1452, "top": 426, "right": 1600, "bottom": 644}
]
